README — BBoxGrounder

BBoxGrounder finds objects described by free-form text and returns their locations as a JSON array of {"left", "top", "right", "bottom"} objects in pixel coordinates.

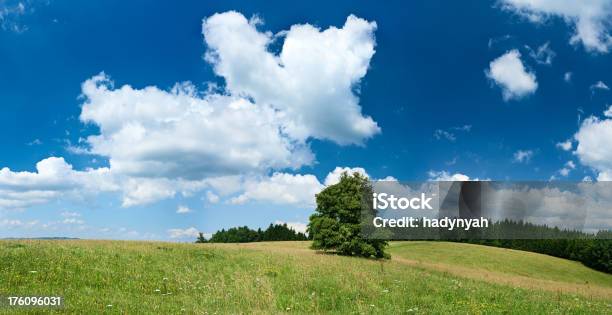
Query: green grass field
[{"left": 1, "top": 240, "right": 611, "bottom": 314}]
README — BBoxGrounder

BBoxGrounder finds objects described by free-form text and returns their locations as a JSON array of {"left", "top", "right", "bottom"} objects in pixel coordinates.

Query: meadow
[{"left": 1, "top": 240, "right": 611, "bottom": 314}]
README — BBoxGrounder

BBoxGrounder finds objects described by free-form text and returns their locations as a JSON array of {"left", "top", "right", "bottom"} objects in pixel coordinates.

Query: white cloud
[
  {"left": 501, "top": 0, "right": 612, "bottom": 53},
  {"left": 526, "top": 41, "right": 555, "bottom": 65},
  {"left": 167, "top": 227, "right": 200, "bottom": 239},
  {"left": 205, "top": 191, "right": 219, "bottom": 203},
  {"left": 203, "top": 11, "right": 380, "bottom": 145},
  {"left": 226, "top": 166, "right": 397, "bottom": 207},
  {"left": 0, "top": 12, "right": 382, "bottom": 210},
  {"left": 324, "top": 166, "right": 369, "bottom": 186},
  {"left": 176, "top": 205, "right": 192, "bottom": 214},
  {"left": 513, "top": 149, "right": 534, "bottom": 163},
  {"left": 230, "top": 172, "right": 323, "bottom": 208},
  {"left": 598, "top": 171, "right": 612, "bottom": 181},
  {"left": 486, "top": 50, "right": 538, "bottom": 101},
  {"left": 590, "top": 80, "right": 610, "bottom": 92},
  {"left": 120, "top": 177, "right": 179, "bottom": 207},
  {"left": 556, "top": 139, "right": 573, "bottom": 151},
  {"left": 559, "top": 160, "right": 576, "bottom": 177},
  {"left": 79, "top": 74, "right": 314, "bottom": 180},
  {"left": 204, "top": 176, "right": 242, "bottom": 197},
  {"left": 574, "top": 114, "right": 612, "bottom": 179},
  {"left": 0, "top": 157, "right": 116, "bottom": 210},
  {"left": 46, "top": 12, "right": 381, "bottom": 208},
  {"left": 564, "top": 72, "right": 572, "bottom": 82},
  {"left": 427, "top": 171, "right": 472, "bottom": 181},
  {"left": 274, "top": 220, "right": 308, "bottom": 234},
  {"left": 604, "top": 105, "right": 612, "bottom": 118}
]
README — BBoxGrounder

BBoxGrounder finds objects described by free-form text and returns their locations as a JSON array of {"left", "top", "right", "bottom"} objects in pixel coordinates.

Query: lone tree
[
  {"left": 195, "top": 232, "right": 207, "bottom": 243},
  {"left": 308, "top": 171, "right": 388, "bottom": 258}
]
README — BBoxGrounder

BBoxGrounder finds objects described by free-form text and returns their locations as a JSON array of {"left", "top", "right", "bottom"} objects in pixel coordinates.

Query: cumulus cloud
[
  {"left": 230, "top": 173, "right": 323, "bottom": 208},
  {"left": 226, "top": 166, "right": 386, "bottom": 208},
  {"left": 167, "top": 227, "right": 200, "bottom": 239},
  {"left": 202, "top": 11, "right": 380, "bottom": 145},
  {"left": 500, "top": 0, "right": 612, "bottom": 53},
  {"left": 564, "top": 72, "right": 572, "bottom": 83},
  {"left": 205, "top": 191, "right": 219, "bottom": 203},
  {"left": 574, "top": 112, "right": 612, "bottom": 180},
  {"left": 79, "top": 74, "right": 313, "bottom": 180},
  {"left": 604, "top": 105, "right": 612, "bottom": 118},
  {"left": 324, "top": 166, "right": 369, "bottom": 186},
  {"left": 47, "top": 12, "right": 381, "bottom": 208},
  {"left": 598, "top": 171, "right": 612, "bottom": 181},
  {"left": 486, "top": 50, "right": 538, "bottom": 101},
  {"left": 559, "top": 160, "right": 576, "bottom": 177},
  {"left": 556, "top": 140, "right": 573, "bottom": 151},
  {"left": 0, "top": 157, "right": 116, "bottom": 210},
  {"left": 427, "top": 171, "right": 472, "bottom": 181},
  {"left": 513, "top": 149, "right": 534, "bottom": 163},
  {"left": 0, "top": 12, "right": 382, "bottom": 211}
]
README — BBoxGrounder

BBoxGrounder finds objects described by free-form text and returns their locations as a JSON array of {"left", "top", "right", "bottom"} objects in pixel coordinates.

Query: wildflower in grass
[{"left": 29, "top": 271, "right": 37, "bottom": 273}]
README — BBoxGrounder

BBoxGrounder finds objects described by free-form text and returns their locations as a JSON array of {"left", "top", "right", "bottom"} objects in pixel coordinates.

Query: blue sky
[{"left": 1, "top": 0, "right": 612, "bottom": 240}]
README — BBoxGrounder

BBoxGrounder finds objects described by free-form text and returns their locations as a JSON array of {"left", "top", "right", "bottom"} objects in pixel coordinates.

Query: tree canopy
[{"left": 308, "top": 171, "right": 388, "bottom": 258}]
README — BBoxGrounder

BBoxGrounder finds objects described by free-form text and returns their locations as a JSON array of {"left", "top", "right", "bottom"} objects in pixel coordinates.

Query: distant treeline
[
  {"left": 196, "top": 223, "right": 308, "bottom": 243},
  {"left": 385, "top": 219, "right": 611, "bottom": 274}
]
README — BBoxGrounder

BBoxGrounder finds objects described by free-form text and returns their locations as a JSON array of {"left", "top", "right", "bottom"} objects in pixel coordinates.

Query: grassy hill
[{"left": 1, "top": 240, "right": 611, "bottom": 314}]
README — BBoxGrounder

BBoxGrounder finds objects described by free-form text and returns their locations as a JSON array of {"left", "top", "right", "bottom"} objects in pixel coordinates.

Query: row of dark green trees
[{"left": 195, "top": 223, "right": 308, "bottom": 243}]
